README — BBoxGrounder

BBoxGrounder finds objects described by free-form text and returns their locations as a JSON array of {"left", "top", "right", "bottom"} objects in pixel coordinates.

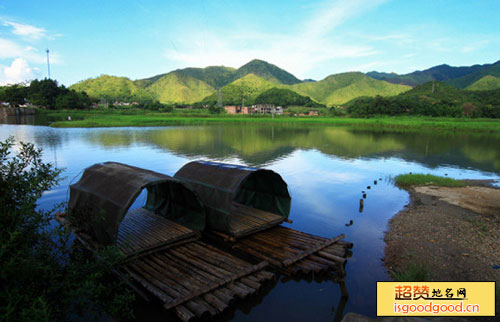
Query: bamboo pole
[
  {"left": 282, "top": 234, "right": 345, "bottom": 266},
  {"left": 175, "top": 305, "right": 196, "bottom": 322}
]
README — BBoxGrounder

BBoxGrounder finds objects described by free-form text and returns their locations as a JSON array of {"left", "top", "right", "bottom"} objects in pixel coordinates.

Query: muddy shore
[{"left": 384, "top": 181, "right": 500, "bottom": 319}]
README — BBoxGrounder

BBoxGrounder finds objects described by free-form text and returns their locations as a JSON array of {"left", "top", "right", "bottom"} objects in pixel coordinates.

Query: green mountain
[
  {"left": 447, "top": 61, "right": 500, "bottom": 88},
  {"left": 400, "top": 81, "right": 468, "bottom": 101},
  {"left": 346, "top": 81, "right": 500, "bottom": 118},
  {"left": 135, "top": 66, "right": 236, "bottom": 89},
  {"left": 234, "top": 59, "right": 302, "bottom": 85},
  {"left": 70, "top": 75, "right": 153, "bottom": 101},
  {"left": 202, "top": 74, "right": 276, "bottom": 105},
  {"left": 145, "top": 72, "right": 215, "bottom": 104},
  {"left": 367, "top": 61, "right": 499, "bottom": 87},
  {"left": 254, "top": 88, "right": 319, "bottom": 107},
  {"left": 466, "top": 75, "right": 500, "bottom": 91},
  {"left": 291, "top": 72, "right": 410, "bottom": 106}
]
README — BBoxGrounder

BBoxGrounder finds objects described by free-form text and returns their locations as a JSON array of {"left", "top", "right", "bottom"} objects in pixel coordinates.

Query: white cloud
[
  {"left": 3, "top": 21, "right": 47, "bottom": 39},
  {"left": 0, "top": 38, "right": 58, "bottom": 64},
  {"left": 0, "top": 58, "right": 35, "bottom": 85},
  {"left": 164, "top": 0, "right": 387, "bottom": 79},
  {"left": 461, "top": 40, "right": 490, "bottom": 53}
]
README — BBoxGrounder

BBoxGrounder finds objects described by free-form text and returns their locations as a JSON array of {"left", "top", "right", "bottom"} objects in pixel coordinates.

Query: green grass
[
  {"left": 47, "top": 109, "right": 500, "bottom": 132},
  {"left": 391, "top": 263, "right": 429, "bottom": 282},
  {"left": 395, "top": 173, "right": 466, "bottom": 188}
]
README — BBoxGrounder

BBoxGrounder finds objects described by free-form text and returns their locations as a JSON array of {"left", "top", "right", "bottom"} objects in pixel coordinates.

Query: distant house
[
  {"left": 224, "top": 106, "right": 240, "bottom": 114},
  {"left": 308, "top": 110, "right": 319, "bottom": 116},
  {"left": 241, "top": 106, "right": 255, "bottom": 114},
  {"left": 254, "top": 104, "right": 283, "bottom": 115},
  {"left": 113, "top": 101, "right": 132, "bottom": 106}
]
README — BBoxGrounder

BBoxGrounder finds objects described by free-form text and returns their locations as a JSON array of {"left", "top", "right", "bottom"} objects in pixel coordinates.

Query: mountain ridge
[
  {"left": 70, "top": 58, "right": 500, "bottom": 106},
  {"left": 367, "top": 60, "right": 500, "bottom": 87}
]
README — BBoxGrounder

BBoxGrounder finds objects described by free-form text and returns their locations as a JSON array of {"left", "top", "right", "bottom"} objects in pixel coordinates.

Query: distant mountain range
[
  {"left": 70, "top": 59, "right": 500, "bottom": 106},
  {"left": 367, "top": 60, "right": 500, "bottom": 88}
]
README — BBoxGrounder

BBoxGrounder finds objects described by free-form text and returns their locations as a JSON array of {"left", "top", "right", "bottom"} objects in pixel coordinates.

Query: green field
[{"left": 44, "top": 108, "right": 500, "bottom": 132}]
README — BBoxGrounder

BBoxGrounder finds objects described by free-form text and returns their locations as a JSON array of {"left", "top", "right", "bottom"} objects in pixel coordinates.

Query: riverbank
[
  {"left": 384, "top": 180, "right": 500, "bottom": 318},
  {"left": 42, "top": 109, "right": 500, "bottom": 132}
]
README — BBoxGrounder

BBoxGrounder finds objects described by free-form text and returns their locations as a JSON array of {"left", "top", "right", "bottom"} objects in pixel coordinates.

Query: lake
[{"left": 1, "top": 121, "right": 499, "bottom": 321}]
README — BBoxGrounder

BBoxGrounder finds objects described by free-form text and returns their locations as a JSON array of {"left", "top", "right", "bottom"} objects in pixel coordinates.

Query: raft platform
[
  {"left": 57, "top": 212, "right": 275, "bottom": 322},
  {"left": 61, "top": 161, "right": 353, "bottom": 320},
  {"left": 210, "top": 225, "right": 352, "bottom": 278}
]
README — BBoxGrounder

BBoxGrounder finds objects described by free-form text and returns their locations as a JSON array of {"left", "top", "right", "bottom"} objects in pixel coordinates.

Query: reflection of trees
[
  {"left": 34, "top": 129, "right": 66, "bottom": 150},
  {"left": 91, "top": 125, "right": 406, "bottom": 165},
  {"left": 81, "top": 125, "right": 500, "bottom": 172},
  {"left": 85, "top": 130, "right": 136, "bottom": 148}
]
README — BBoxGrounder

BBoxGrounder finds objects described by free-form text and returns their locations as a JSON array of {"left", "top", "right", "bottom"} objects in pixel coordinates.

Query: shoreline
[
  {"left": 38, "top": 110, "right": 500, "bottom": 132},
  {"left": 384, "top": 181, "right": 500, "bottom": 318}
]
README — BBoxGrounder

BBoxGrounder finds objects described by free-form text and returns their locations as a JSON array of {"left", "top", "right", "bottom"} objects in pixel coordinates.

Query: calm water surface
[{"left": 1, "top": 121, "right": 499, "bottom": 321}]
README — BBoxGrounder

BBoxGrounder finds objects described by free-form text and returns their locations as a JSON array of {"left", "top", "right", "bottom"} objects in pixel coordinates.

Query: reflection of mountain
[
  {"left": 349, "top": 129, "right": 500, "bottom": 173},
  {"left": 83, "top": 125, "right": 406, "bottom": 165},
  {"left": 83, "top": 125, "right": 500, "bottom": 173}
]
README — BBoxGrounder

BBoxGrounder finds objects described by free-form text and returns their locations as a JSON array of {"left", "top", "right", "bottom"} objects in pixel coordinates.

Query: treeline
[
  {"left": 199, "top": 87, "right": 323, "bottom": 109},
  {"left": 346, "top": 82, "right": 500, "bottom": 118},
  {"left": 0, "top": 79, "right": 178, "bottom": 111},
  {"left": 254, "top": 88, "right": 323, "bottom": 107},
  {"left": 0, "top": 79, "right": 92, "bottom": 109}
]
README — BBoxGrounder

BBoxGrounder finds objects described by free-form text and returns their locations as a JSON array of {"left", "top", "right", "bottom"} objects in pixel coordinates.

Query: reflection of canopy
[
  {"left": 174, "top": 161, "right": 291, "bottom": 235},
  {"left": 68, "top": 162, "right": 205, "bottom": 245}
]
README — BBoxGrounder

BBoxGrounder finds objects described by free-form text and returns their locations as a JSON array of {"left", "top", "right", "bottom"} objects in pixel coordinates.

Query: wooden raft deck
[
  {"left": 228, "top": 203, "right": 284, "bottom": 238},
  {"left": 117, "top": 208, "right": 198, "bottom": 257},
  {"left": 56, "top": 212, "right": 275, "bottom": 321},
  {"left": 56, "top": 209, "right": 198, "bottom": 258},
  {"left": 122, "top": 241, "right": 275, "bottom": 322},
  {"left": 225, "top": 225, "right": 352, "bottom": 278}
]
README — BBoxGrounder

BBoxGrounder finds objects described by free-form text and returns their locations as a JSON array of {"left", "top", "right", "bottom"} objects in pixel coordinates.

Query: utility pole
[
  {"left": 46, "top": 49, "right": 51, "bottom": 79},
  {"left": 217, "top": 88, "right": 222, "bottom": 110}
]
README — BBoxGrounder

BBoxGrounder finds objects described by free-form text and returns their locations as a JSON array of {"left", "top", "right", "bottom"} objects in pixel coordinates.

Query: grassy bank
[
  {"left": 395, "top": 173, "right": 466, "bottom": 188},
  {"left": 44, "top": 108, "right": 500, "bottom": 132}
]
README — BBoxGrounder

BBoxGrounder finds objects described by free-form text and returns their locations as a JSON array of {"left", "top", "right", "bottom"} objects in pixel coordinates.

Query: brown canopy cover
[
  {"left": 174, "top": 161, "right": 291, "bottom": 233},
  {"left": 68, "top": 162, "right": 205, "bottom": 245}
]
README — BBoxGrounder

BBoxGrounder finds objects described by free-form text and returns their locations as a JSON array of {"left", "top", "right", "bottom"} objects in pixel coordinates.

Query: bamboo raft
[
  {"left": 122, "top": 241, "right": 275, "bottom": 322},
  {"left": 211, "top": 225, "right": 352, "bottom": 282},
  {"left": 56, "top": 213, "right": 275, "bottom": 321},
  {"left": 57, "top": 209, "right": 199, "bottom": 258},
  {"left": 229, "top": 203, "right": 284, "bottom": 238},
  {"left": 62, "top": 161, "right": 353, "bottom": 320}
]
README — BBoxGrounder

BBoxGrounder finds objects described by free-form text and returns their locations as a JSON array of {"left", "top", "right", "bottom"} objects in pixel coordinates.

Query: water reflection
[{"left": 78, "top": 125, "right": 500, "bottom": 173}]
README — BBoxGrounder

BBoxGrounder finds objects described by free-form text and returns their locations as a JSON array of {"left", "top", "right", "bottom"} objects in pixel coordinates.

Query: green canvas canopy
[
  {"left": 68, "top": 162, "right": 205, "bottom": 245},
  {"left": 174, "top": 161, "right": 291, "bottom": 236}
]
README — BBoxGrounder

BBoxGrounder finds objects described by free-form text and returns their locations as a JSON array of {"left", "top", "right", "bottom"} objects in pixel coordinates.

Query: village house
[
  {"left": 241, "top": 106, "right": 255, "bottom": 114},
  {"left": 224, "top": 105, "right": 240, "bottom": 114},
  {"left": 253, "top": 104, "right": 284, "bottom": 115}
]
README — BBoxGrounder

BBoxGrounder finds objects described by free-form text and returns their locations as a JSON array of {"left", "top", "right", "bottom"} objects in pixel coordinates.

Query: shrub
[{"left": 0, "top": 137, "right": 134, "bottom": 321}]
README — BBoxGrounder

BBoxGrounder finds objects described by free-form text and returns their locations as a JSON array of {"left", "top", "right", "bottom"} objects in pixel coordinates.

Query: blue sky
[{"left": 1, "top": 0, "right": 499, "bottom": 86}]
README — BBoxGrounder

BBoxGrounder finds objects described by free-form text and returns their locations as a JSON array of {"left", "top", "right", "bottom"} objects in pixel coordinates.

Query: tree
[
  {"left": 0, "top": 84, "right": 28, "bottom": 106},
  {"left": 28, "top": 78, "right": 60, "bottom": 108},
  {"left": 0, "top": 138, "right": 134, "bottom": 321}
]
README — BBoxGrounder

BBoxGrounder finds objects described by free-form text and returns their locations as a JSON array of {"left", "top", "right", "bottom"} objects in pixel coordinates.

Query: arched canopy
[
  {"left": 174, "top": 161, "right": 291, "bottom": 234},
  {"left": 68, "top": 162, "right": 205, "bottom": 245}
]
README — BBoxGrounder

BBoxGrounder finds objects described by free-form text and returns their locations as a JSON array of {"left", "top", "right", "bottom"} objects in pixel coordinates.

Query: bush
[{"left": 0, "top": 137, "right": 134, "bottom": 321}]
